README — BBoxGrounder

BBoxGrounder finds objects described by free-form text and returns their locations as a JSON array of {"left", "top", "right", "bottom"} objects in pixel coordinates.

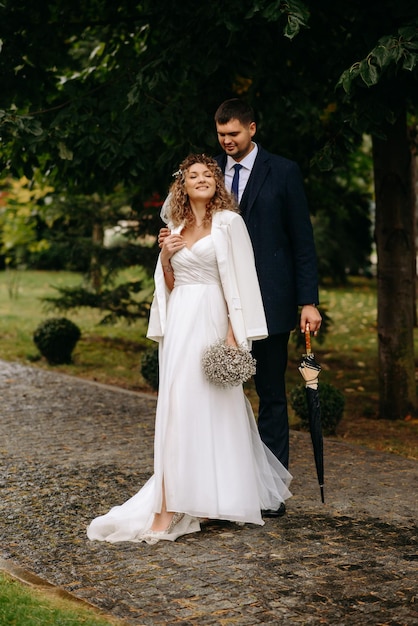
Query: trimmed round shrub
[
  {"left": 289, "top": 382, "right": 345, "bottom": 436},
  {"left": 33, "top": 317, "right": 81, "bottom": 365},
  {"left": 141, "top": 347, "right": 159, "bottom": 390}
]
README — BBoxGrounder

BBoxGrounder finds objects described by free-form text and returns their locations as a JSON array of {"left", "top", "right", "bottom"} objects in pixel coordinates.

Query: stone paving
[{"left": 0, "top": 359, "right": 417, "bottom": 625}]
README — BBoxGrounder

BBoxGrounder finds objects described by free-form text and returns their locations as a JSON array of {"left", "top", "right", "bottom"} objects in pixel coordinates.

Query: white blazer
[{"left": 147, "top": 210, "right": 268, "bottom": 348}]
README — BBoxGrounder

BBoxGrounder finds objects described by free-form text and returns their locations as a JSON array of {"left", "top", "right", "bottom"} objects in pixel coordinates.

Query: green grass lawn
[
  {"left": 1, "top": 268, "right": 417, "bottom": 459},
  {"left": 0, "top": 268, "right": 154, "bottom": 390},
  {"left": 0, "top": 572, "right": 122, "bottom": 626}
]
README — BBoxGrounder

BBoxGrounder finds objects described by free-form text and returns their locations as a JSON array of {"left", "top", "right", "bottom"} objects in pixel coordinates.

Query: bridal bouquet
[{"left": 202, "top": 340, "right": 257, "bottom": 388}]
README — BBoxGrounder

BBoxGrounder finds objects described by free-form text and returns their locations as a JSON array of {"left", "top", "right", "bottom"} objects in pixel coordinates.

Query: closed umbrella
[{"left": 298, "top": 323, "right": 325, "bottom": 503}]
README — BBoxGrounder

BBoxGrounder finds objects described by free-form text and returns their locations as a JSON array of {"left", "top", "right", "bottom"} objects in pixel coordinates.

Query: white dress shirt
[{"left": 224, "top": 143, "right": 258, "bottom": 203}]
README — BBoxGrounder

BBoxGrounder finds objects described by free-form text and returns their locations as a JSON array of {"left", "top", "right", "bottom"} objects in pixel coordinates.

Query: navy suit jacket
[{"left": 215, "top": 146, "right": 319, "bottom": 334}]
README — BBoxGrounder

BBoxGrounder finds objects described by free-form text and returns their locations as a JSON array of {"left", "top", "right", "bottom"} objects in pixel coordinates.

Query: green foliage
[
  {"left": 140, "top": 346, "right": 159, "bottom": 390},
  {"left": 289, "top": 382, "right": 345, "bottom": 435},
  {"left": 246, "top": 0, "right": 310, "bottom": 39},
  {"left": 308, "top": 137, "right": 374, "bottom": 280},
  {"left": 0, "top": 176, "right": 54, "bottom": 267},
  {"left": 338, "top": 22, "right": 418, "bottom": 93},
  {"left": 1, "top": 0, "right": 380, "bottom": 286},
  {"left": 33, "top": 189, "right": 160, "bottom": 274},
  {"left": 33, "top": 317, "right": 81, "bottom": 364},
  {"left": 1, "top": 0, "right": 416, "bottom": 184},
  {"left": 42, "top": 279, "right": 153, "bottom": 325}
]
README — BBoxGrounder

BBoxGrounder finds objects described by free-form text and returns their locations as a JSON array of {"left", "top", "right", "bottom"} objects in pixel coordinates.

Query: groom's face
[{"left": 216, "top": 119, "right": 256, "bottom": 162}]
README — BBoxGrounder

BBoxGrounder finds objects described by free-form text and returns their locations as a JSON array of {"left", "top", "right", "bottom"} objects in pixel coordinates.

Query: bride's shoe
[{"left": 140, "top": 512, "right": 185, "bottom": 545}]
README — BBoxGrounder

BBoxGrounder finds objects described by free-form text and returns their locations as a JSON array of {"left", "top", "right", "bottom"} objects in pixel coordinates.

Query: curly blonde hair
[{"left": 168, "top": 154, "right": 238, "bottom": 228}]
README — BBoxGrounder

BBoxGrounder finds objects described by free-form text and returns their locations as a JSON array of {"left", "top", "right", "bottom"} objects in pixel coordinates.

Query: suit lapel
[
  {"left": 216, "top": 149, "right": 270, "bottom": 220},
  {"left": 239, "top": 148, "right": 270, "bottom": 220}
]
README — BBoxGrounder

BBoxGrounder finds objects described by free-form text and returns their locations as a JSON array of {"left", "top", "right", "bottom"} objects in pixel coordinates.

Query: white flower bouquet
[{"left": 201, "top": 340, "right": 257, "bottom": 388}]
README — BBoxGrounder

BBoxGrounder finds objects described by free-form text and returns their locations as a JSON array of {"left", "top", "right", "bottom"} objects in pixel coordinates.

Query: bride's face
[{"left": 184, "top": 163, "right": 216, "bottom": 203}]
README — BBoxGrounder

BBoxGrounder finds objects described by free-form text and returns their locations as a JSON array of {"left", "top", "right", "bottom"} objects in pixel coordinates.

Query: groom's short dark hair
[{"left": 214, "top": 99, "right": 255, "bottom": 126}]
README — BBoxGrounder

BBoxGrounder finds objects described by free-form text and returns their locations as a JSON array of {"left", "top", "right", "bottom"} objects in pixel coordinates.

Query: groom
[{"left": 213, "top": 99, "right": 321, "bottom": 517}]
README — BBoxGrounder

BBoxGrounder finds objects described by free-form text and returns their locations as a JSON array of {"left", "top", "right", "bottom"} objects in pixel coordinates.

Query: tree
[
  {"left": 336, "top": 14, "right": 418, "bottom": 419},
  {"left": 373, "top": 111, "right": 415, "bottom": 419}
]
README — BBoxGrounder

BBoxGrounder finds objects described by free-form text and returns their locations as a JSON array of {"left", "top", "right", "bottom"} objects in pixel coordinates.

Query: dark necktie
[{"left": 231, "top": 163, "right": 243, "bottom": 202}]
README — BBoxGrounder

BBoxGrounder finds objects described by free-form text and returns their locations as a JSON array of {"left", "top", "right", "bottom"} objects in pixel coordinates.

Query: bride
[{"left": 87, "top": 154, "right": 292, "bottom": 545}]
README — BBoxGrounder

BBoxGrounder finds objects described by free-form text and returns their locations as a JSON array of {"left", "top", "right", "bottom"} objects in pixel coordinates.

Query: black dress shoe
[{"left": 261, "top": 502, "right": 286, "bottom": 518}]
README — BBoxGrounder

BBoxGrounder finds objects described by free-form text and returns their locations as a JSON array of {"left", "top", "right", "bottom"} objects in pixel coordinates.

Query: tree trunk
[
  {"left": 411, "top": 134, "right": 417, "bottom": 327},
  {"left": 373, "top": 108, "right": 416, "bottom": 420},
  {"left": 91, "top": 222, "right": 104, "bottom": 293}
]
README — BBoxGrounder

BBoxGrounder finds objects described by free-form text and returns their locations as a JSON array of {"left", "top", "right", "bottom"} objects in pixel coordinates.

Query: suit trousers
[{"left": 252, "top": 332, "right": 290, "bottom": 469}]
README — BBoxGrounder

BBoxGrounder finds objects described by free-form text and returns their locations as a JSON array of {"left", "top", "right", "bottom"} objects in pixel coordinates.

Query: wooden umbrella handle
[{"left": 305, "top": 322, "right": 311, "bottom": 354}]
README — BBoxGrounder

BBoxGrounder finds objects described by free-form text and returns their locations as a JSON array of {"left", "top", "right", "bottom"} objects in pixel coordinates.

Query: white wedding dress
[{"left": 87, "top": 235, "right": 292, "bottom": 543}]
